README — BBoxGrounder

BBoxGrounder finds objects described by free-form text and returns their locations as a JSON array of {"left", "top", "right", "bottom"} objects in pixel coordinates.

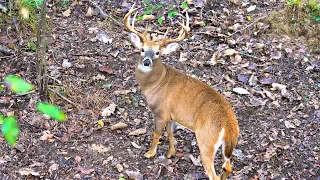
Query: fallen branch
[
  {"left": 86, "top": 0, "right": 122, "bottom": 26},
  {"left": 48, "top": 88, "right": 81, "bottom": 108},
  {"left": 228, "top": 15, "right": 267, "bottom": 37}
]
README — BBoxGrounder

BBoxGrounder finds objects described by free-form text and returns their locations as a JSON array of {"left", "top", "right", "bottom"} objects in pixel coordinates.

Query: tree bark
[{"left": 36, "top": 0, "right": 48, "bottom": 102}]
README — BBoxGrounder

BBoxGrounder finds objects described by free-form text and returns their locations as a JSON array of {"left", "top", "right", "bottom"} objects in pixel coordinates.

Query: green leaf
[
  {"left": 27, "top": 40, "right": 36, "bottom": 51},
  {"left": 157, "top": 17, "right": 164, "bottom": 24},
  {"left": 0, "top": 85, "right": 4, "bottom": 92},
  {"left": 105, "top": 84, "right": 112, "bottom": 89},
  {"left": 156, "top": 5, "right": 163, "bottom": 10},
  {"left": 182, "top": 1, "right": 188, "bottom": 9},
  {"left": 119, "top": 178, "right": 126, "bottom": 180},
  {"left": 1, "top": 116, "right": 20, "bottom": 147},
  {"left": 145, "top": 5, "right": 153, "bottom": 15},
  {"left": 136, "top": 16, "right": 143, "bottom": 21},
  {"left": 168, "top": 11, "right": 178, "bottom": 18},
  {"left": 37, "top": 102, "right": 67, "bottom": 121},
  {"left": 316, "top": 17, "right": 320, "bottom": 21},
  {"left": 0, "top": 114, "right": 4, "bottom": 124},
  {"left": 5, "top": 75, "right": 33, "bottom": 94}
]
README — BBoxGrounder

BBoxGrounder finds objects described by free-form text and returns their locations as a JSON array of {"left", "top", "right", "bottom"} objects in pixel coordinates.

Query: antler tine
[
  {"left": 160, "top": 12, "right": 190, "bottom": 46},
  {"left": 123, "top": 3, "right": 148, "bottom": 42}
]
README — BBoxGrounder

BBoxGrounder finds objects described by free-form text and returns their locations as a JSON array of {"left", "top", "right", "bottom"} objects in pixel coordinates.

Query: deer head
[{"left": 123, "top": 4, "right": 190, "bottom": 72}]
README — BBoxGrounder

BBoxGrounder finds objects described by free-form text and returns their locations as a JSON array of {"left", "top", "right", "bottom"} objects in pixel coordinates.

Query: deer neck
[{"left": 135, "top": 59, "right": 167, "bottom": 94}]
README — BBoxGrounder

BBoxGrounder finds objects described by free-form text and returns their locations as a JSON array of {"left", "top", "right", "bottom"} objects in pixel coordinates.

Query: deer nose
[{"left": 143, "top": 58, "right": 152, "bottom": 66}]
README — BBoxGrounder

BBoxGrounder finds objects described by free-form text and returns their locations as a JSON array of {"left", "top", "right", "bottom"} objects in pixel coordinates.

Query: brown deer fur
[{"left": 124, "top": 4, "right": 239, "bottom": 180}]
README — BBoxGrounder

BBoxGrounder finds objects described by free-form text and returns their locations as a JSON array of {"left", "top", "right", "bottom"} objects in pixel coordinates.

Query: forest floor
[{"left": 0, "top": 0, "right": 319, "bottom": 179}]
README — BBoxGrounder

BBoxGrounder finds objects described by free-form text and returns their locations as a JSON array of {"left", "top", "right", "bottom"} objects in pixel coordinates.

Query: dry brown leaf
[
  {"left": 101, "top": 103, "right": 117, "bottom": 117},
  {"left": 18, "top": 168, "right": 40, "bottom": 176},
  {"left": 110, "top": 122, "right": 128, "bottom": 130},
  {"left": 142, "top": 15, "right": 156, "bottom": 21},
  {"left": 129, "top": 128, "right": 147, "bottom": 136},
  {"left": 233, "top": 87, "right": 250, "bottom": 95},
  {"left": 62, "top": 9, "right": 71, "bottom": 17},
  {"left": 224, "top": 49, "right": 238, "bottom": 56},
  {"left": 39, "top": 130, "right": 54, "bottom": 141},
  {"left": 91, "top": 144, "right": 109, "bottom": 153},
  {"left": 86, "top": 7, "right": 94, "bottom": 17}
]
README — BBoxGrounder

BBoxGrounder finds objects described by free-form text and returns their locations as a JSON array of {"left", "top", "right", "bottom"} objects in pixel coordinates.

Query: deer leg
[
  {"left": 166, "top": 121, "right": 176, "bottom": 158},
  {"left": 145, "top": 119, "right": 167, "bottom": 158},
  {"left": 196, "top": 131, "right": 221, "bottom": 180}
]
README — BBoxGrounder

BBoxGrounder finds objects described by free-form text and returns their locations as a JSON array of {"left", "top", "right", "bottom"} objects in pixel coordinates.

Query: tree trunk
[{"left": 36, "top": 0, "right": 48, "bottom": 102}]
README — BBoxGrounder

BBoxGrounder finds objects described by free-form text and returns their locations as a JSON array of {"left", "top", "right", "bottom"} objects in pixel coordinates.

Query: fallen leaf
[
  {"left": 86, "top": 7, "right": 94, "bottom": 17},
  {"left": 131, "top": 141, "right": 141, "bottom": 149},
  {"left": 142, "top": 15, "right": 156, "bottom": 21},
  {"left": 99, "top": 65, "right": 113, "bottom": 74},
  {"left": 284, "top": 120, "right": 295, "bottom": 129},
  {"left": 179, "top": 52, "right": 188, "bottom": 62},
  {"left": 48, "top": 164, "right": 59, "bottom": 174},
  {"left": 76, "top": 166, "right": 95, "bottom": 175},
  {"left": 101, "top": 103, "right": 117, "bottom": 117},
  {"left": 189, "top": 154, "right": 202, "bottom": 166},
  {"left": 111, "top": 122, "right": 128, "bottom": 130},
  {"left": 91, "top": 144, "right": 109, "bottom": 153},
  {"left": 97, "top": 120, "right": 104, "bottom": 127},
  {"left": 125, "top": 170, "right": 143, "bottom": 180},
  {"left": 233, "top": 87, "right": 250, "bottom": 95},
  {"left": 246, "top": 5, "right": 256, "bottom": 12},
  {"left": 224, "top": 49, "right": 238, "bottom": 56},
  {"left": 228, "top": 23, "right": 242, "bottom": 31},
  {"left": 39, "top": 130, "right": 54, "bottom": 141},
  {"left": 129, "top": 128, "right": 147, "bottom": 136},
  {"left": 18, "top": 168, "right": 40, "bottom": 176},
  {"left": 116, "top": 164, "right": 123, "bottom": 172},
  {"left": 62, "top": 9, "right": 71, "bottom": 17}
]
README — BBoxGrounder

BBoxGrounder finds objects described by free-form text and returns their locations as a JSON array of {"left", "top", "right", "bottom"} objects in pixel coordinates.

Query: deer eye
[
  {"left": 141, "top": 48, "right": 145, "bottom": 52},
  {"left": 156, "top": 51, "right": 159, "bottom": 55}
]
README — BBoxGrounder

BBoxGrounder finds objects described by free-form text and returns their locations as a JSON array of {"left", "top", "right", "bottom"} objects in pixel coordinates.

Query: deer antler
[
  {"left": 123, "top": 3, "right": 148, "bottom": 42},
  {"left": 160, "top": 12, "right": 190, "bottom": 46}
]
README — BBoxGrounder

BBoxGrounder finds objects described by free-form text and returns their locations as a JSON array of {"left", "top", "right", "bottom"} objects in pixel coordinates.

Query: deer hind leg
[
  {"left": 196, "top": 129, "right": 224, "bottom": 180},
  {"left": 166, "top": 121, "right": 176, "bottom": 158},
  {"left": 145, "top": 119, "right": 167, "bottom": 158},
  {"left": 220, "top": 136, "right": 237, "bottom": 180}
]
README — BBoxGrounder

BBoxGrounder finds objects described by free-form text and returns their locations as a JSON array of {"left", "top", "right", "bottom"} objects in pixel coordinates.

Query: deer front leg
[
  {"left": 145, "top": 119, "right": 167, "bottom": 158},
  {"left": 166, "top": 121, "right": 176, "bottom": 158}
]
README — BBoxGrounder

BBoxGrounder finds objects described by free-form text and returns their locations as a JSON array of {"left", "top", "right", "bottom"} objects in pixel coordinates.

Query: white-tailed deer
[{"left": 123, "top": 4, "right": 239, "bottom": 180}]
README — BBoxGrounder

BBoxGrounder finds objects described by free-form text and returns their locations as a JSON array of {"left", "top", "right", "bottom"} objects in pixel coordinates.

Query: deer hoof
[
  {"left": 144, "top": 150, "right": 156, "bottom": 158},
  {"left": 166, "top": 149, "right": 176, "bottom": 158}
]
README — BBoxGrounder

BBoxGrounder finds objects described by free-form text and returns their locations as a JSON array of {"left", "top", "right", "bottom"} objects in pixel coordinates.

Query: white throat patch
[{"left": 138, "top": 64, "right": 152, "bottom": 73}]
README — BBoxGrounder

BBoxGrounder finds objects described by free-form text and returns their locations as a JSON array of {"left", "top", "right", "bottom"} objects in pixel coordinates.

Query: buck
[{"left": 123, "top": 5, "right": 239, "bottom": 180}]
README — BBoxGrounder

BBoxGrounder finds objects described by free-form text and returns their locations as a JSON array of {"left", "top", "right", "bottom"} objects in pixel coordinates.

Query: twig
[
  {"left": 14, "top": 90, "right": 37, "bottom": 97},
  {"left": 48, "top": 88, "right": 81, "bottom": 108},
  {"left": 86, "top": 0, "right": 122, "bottom": 26},
  {"left": 228, "top": 15, "right": 267, "bottom": 37}
]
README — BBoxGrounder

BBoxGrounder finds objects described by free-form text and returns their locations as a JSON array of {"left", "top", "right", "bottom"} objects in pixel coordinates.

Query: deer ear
[
  {"left": 162, "top": 43, "right": 180, "bottom": 55},
  {"left": 129, "top": 33, "right": 142, "bottom": 49}
]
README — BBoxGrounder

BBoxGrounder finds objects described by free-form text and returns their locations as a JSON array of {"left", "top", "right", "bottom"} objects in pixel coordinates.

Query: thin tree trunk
[{"left": 36, "top": 0, "right": 48, "bottom": 101}]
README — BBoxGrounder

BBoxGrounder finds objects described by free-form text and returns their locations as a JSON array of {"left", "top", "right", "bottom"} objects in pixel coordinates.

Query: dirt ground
[{"left": 0, "top": 0, "right": 319, "bottom": 179}]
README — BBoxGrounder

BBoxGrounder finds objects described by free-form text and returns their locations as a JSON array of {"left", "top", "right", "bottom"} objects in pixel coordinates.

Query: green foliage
[
  {"left": 287, "top": 0, "right": 320, "bottom": 22},
  {"left": 19, "top": 0, "right": 44, "bottom": 10},
  {"left": 0, "top": 114, "right": 4, "bottom": 124},
  {"left": 168, "top": 11, "right": 178, "bottom": 18},
  {"left": 26, "top": 39, "right": 36, "bottom": 51},
  {"left": 5, "top": 75, "right": 33, "bottom": 94},
  {"left": 156, "top": 5, "right": 163, "bottom": 10},
  {"left": 37, "top": 102, "right": 67, "bottom": 121},
  {"left": 182, "top": 1, "right": 189, "bottom": 9},
  {"left": 1, "top": 116, "right": 20, "bottom": 147},
  {"left": 157, "top": 17, "right": 164, "bottom": 24}
]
